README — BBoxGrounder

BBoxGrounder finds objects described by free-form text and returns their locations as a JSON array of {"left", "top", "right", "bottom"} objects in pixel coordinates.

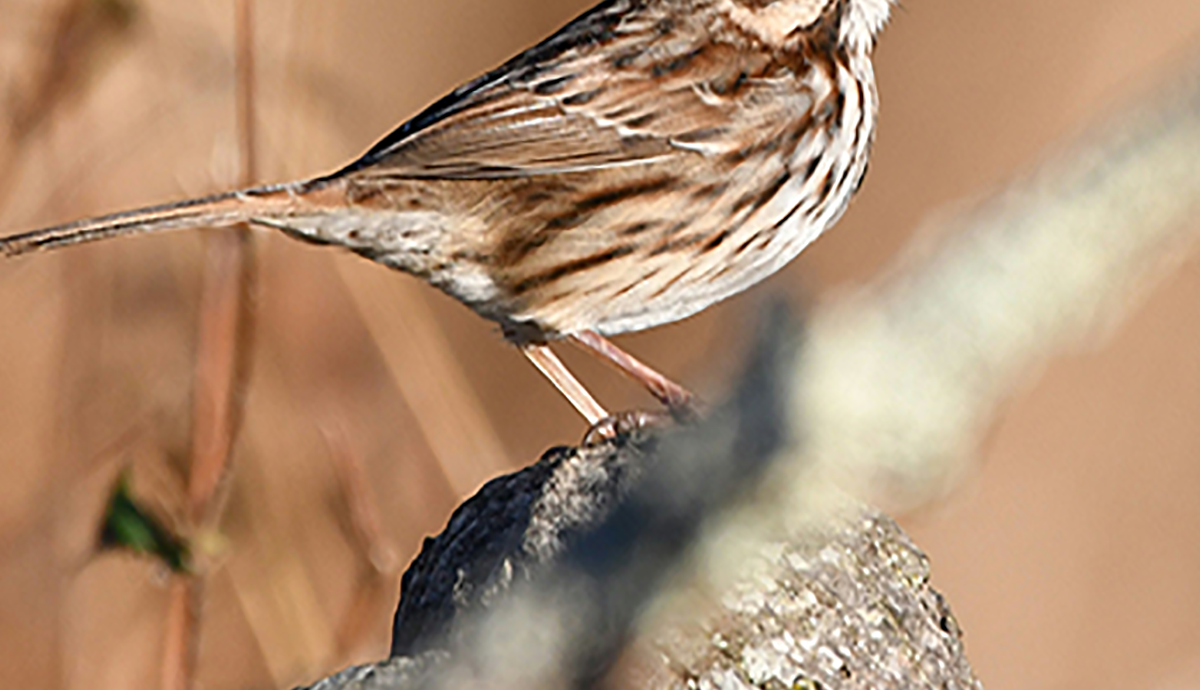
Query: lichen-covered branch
[{"left": 301, "top": 436, "right": 978, "bottom": 690}]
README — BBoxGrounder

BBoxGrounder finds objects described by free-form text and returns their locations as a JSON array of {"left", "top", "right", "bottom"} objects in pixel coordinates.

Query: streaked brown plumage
[{"left": 0, "top": 0, "right": 895, "bottom": 425}]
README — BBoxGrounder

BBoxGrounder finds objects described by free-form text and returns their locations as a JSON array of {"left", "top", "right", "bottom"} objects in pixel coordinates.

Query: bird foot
[{"left": 581, "top": 409, "right": 677, "bottom": 447}]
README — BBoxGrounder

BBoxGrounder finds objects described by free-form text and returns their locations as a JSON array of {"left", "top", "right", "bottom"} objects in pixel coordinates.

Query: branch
[
  {"left": 301, "top": 442, "right": 977, "bottom": 689},
  {"left": 294, "top": 307, "right": 980, "bottom": 689}
]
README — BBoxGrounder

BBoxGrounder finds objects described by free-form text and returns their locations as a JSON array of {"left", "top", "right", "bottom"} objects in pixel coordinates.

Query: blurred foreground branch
[
  {"left": 297, "top": 60, "right": 1200, "bottom": 689},
  {"left": 303, "top": 308, "right": 979, "bottom": 689}
]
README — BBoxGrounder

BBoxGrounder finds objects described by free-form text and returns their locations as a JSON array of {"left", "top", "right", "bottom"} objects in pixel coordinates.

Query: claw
[{"left": 582, "top": 409, "right": 676, "bottom": 447}]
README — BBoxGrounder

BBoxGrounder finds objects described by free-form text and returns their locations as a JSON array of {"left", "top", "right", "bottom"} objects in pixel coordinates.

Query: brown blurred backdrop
[{"left": 1, "top": 1, "right": 1200, "bottom": 688}]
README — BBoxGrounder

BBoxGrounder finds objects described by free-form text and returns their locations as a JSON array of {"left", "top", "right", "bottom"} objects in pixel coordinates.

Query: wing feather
[{"left": 337, "top": 4, "right": 815, "bottom": 182}]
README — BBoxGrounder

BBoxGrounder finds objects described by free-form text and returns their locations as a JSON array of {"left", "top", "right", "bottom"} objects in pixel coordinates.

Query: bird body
[{"left": 1, "top": 0, "right": 894, "bottom": 420}]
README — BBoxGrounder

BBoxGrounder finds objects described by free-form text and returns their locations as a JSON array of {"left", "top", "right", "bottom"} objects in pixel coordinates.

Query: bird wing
[{"left": 337, "top": 4, "right": 808, "bottom": 182}]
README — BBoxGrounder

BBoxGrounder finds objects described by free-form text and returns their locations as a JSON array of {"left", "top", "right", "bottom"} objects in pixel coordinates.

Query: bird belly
[{"left": 493, "top": 141, "right": 866, "bottom": 338}]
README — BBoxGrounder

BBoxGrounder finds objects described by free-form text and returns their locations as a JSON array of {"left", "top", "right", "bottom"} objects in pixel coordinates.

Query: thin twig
[
  {"left": 335, "top": 263, "right": 509, "bottom": 497},
  {"left": 322, "top": 420, "right": 402, "bottom": 657},
  {"left": 162, "top": 2, "right": 260, "bottom": 689},
  {"left": 160, "top": 578, "right": 200, "bottom": 690},
  {"left": 235, "top": 0, "right": 258, "bottom": 187},
  {"left": 325, "top": 421, "right": 400, "bottom": 577}
]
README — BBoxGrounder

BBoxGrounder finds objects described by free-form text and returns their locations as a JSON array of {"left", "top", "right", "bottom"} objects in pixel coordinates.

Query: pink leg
[
  {"left": 568, "top": 330, "right": 695, "bottom": 410},
  {"left": 521, "top": 344, "right": 609, "bottom": 424}
]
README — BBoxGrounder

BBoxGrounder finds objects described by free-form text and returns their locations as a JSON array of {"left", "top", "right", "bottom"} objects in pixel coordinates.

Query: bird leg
[
  {"left": 568, "top": 330, "right": 696, "bottom": 412},
  {"left": 520, "top": 344, "right": 609, "bottom": 424}
]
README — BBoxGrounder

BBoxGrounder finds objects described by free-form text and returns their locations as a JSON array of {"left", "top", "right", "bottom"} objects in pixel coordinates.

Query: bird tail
[{"left": 0, "top": 183, "right": 305, "bottom": 257}]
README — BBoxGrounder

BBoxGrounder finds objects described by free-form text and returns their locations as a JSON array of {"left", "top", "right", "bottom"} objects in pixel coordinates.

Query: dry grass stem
[
  {"left": 335, "top": 264, "right": 509, "bottom": 497},
  {"left": 166, "top": 2, "right": 261, "bottom": 689}
]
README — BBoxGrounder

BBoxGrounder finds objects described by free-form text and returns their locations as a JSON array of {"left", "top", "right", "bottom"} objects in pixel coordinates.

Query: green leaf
[{"left": 99, "top": 471, "right": 191, "bottom": 574}]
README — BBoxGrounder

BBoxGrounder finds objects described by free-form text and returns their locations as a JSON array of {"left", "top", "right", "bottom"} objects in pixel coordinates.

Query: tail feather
[{"left": 0, "top": 183, "right": 300, "bottom": 257}]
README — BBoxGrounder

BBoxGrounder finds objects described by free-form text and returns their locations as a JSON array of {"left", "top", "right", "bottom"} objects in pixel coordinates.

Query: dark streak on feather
[
  {"left": 562, "top": 88, "right": 604, "bottom": 106},
  {"left": 675, "top": 126, "right": 728, "bottom": 143},
  {"left": 512, "top": 244, "right": 636, "bottom": 294},
  {"left": 752, "top": 170, "right": 792, "bottom": 213},
  {"left": 346, "top": 184, "right": 385, "bottom": 205},
  {"left": 650, "top": 270, "right": 690, "bottom": 299},
  {"left": 611, "top": 281, "right": 641, "bottom": 299},
  {"left": 773, "top": 198, "right": 806, "bottom": 232},
  {"left": 734, "top": 234, "right": 758, "bottom": 257},
  {"left": 604, "top": 103, "right": 641, "bottom": 120},
  {"left": 533, "top": 74, "right": 576, "bottom": 95},
  {"left": 546, "top": 213, "right": 588, "bottom": 231},
  {"left": 651, "top": 47, "right": 705, "bottom": 78},
  {"left": 709, "top": 71, "right": 748, "bottom": 96},
  {"left": 625, "top": 112, "right": 657, "bottom": 128},
  {"left": 819, "top": 171, "right": 834, "bottom": 202},
  {"left": 691, "top": 181, "right": 730, "bottom": 200},
  {"left": 663, "top": 220, "right": 689, "bottom": 236},
  {"left": 613, "top": 48, "right": 644, "bottom": 69},
  {"left": 575, "top": 177, "right": 676, "bottom": 213},
  {"left": 496, "top": 229, "right": 555, "bottom": 268},
  {"left": 723, "top": 130, "right": 785, "bottom": 166},
  {"left": 801, "top": 156, "right": 821, "bottom": 181},
  {"left": 702, "top": 229, "right": 732, "bottom": 252},
  {"left": 649, "top": 233, "right": 705, "bottom": 257},
  {"left": 731, "top": 191, "right": 758, "bottom": 215},
  {"left": 618, "top": 221, "right": 657, "bottom": 237}
]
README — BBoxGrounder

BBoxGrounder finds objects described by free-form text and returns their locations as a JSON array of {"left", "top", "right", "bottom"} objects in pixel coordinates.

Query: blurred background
[{"left": 1, "top": 0, "right": 1200, "bottom": 688}]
